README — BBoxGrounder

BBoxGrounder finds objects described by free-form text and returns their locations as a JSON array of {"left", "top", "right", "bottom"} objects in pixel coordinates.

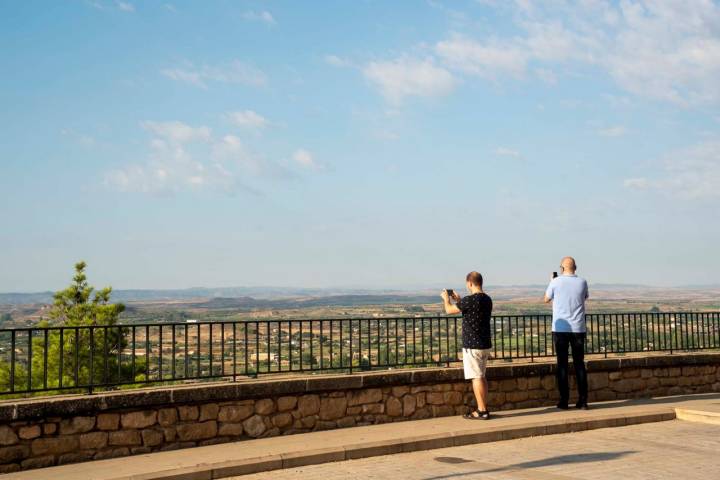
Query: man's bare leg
[{"left": 472, "top": 377, "right": 488, "bottom": 412}]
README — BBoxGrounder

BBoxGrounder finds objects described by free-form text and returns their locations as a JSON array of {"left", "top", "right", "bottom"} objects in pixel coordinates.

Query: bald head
[{"left": 561, "top": 256, "right": 577, "bottom": 273}]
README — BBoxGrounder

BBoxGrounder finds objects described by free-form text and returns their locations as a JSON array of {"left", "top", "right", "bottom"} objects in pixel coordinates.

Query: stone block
[
  {"left": 500, "top": 379, "right": 518, "bottom": 392},
  {"left": 416, "top": 392, "right": 426, "bottom": 408},
  {"left": 0, "top": 425, "right": 18, "bottom": 445},
  {"left": 21, "top": 455, "right": 55, "bottom": 470},
  {"left": 158, "top": 408, "right": 178, "bottom": 426},
  {"left": 97, "top": 413, "right": 120, "bottom": 431},
  {"left": 108, "top": 430, "right": 142, "bottom": 446},
  {"left": 622, "top": 369, "right": 641, "bottom": 378},
  {"left": 177, "top": 405, "right": 199, "bottom": 421},
  {"left": 392, "top": 386, "right": 410, "bottom": 397},
  {"left": 297, "top": 395, "right": 320, "bottom": 416},
  {"left": 337, "top": 416, "right": 356, "bottom": 428},
  {"left": 362, "top": 403, "right": 384, "bottom": 414},
  {"left": 386, "top": 396, "right": 402, "bottom": 417},
  {"left": 272, "top": 412, "right": 293, "bottom": 428},
  {"left": 314, "top": 420, "right": 336, "bottom": 431},
  {"left": 0, "top": 445, "right": 29, "bottom": 464},
  {"left": 541, "top": 376, "right": 555, "bottom": 390},
  {"left": 42, "top": 423, "right": 57, "bottom": 435},
  {"left": 277, "top": 396, "right": 297, "bottom": 412},
  {"left": 242, "top": 415, "right": 267, "bottom": 438},
  {"left": 58, "top": 451, "right": 94, "bottom": 465},
  {"left": 348, "top": 388, "right": 382, "bottom": 406},
  {"left": 218, "top": 422, "right": 243, "bottom": 436},
  {"left": 431, "top": 405, "right": 455, "bottom": 417},
  {"left": 199, "top": 403, "right": 219, "bottom": 421},
  {"left": 588, "top": 373, "right": 609, "bottom": 390},
  {"left": 59, "top": 416, "right": 95, "bottom": 435},
  {"left": 162, "top": 427, "right": 176, "bottom": 442},
  {"left": 218, "top": 404, "right": 254, "bottom": 422},
  {"left": 609, "top": 371, "right": 622, "bottom": 380},
  {"left": 300, "top": 415, "right": 317, "bottom": 429},
  {"left": 319, "top": 396, "right": 347, "bottom": 420},
  {"left": 255, "top": 399, "right": 275, "bottom": 415},
  {"left": 121, "top": 410, "right": 157, "bottom": 429},
  {"left": 443, "top": 391, "right": 463, "bottom": 405},
  {"left": 32, "top": 436, "right": 79, "bottom": 456},
  {"left": 18, "top": 424, "right": 41, "bottom": 440},
  {"left": 79, "top": 431, "right": 108, "bottom": 450},
  {"left": 426, "top": 392, "right": 444, "bottom": 405},
  {"left": 93, "top": 447, "right": 130, "bottom": 460},
  {"left": 176, "top": 421, "right": 217, "bottom": 442},
  {"left": 506, "top": 391, "right": 529, "bottom": 403},
  {"left": 141, "top": 428, "right": 164, "bottom": 447},
  {"left": 403, "top": 395, "right": 416, "bottom": 416}
]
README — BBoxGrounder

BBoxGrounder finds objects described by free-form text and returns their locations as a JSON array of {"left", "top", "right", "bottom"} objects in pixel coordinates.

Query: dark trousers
[{"left": 553, "top": 332, "right": 588, "bottom": 405}]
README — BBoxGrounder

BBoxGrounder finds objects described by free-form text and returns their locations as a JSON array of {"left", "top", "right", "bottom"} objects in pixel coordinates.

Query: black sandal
[{"left": 463, "top": 409, "right": 491, "bottom": 420}]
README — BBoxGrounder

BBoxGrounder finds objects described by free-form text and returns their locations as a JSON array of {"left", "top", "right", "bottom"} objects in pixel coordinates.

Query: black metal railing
[{"left": 0, "top": 311, "right": 718, "bottom": 396}]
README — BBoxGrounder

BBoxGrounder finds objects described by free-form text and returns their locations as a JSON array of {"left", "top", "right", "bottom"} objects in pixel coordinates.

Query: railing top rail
[{"left": 0, "top": 310, "right": 718, "bottom": 332}]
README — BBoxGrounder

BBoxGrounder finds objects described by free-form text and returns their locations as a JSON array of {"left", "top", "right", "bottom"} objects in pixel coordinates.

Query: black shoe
[
  {"left": 575, "top": 402, "right": 589, "bottom": 410},
  {"left": 463, "top": 409, "right": 491, "bottom": 420},
  {"left": 556, "top": 402, "right": 569, "bottom": 410}
]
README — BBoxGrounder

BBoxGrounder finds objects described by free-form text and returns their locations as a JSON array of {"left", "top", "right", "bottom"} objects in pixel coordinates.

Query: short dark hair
[{"left": 466, "top": 271, "right": 483, "bottom": 287}]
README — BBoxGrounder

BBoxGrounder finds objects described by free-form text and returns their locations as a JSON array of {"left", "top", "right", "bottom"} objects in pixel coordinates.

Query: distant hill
[{"left": 1, "top": 283, "right": 716, "bottom": 306}]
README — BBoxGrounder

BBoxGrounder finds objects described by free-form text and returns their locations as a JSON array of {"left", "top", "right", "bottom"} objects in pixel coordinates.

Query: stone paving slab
[{"left": 5, "top": 394, "right": 719, "bottom": 480}]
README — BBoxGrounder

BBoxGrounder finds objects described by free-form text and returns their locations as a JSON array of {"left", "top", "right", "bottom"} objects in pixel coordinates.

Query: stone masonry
[{"left": 0, "top": 353, "right": 718, "bottom": 473}]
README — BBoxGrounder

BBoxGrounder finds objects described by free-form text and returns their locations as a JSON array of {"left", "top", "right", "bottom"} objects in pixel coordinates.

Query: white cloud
[
  {"left": 242, "top": 10, "right": 276, "bottom": 25},
  {"left": 161, "top": 61, "right": 267, "bottom": 89},
  {"left": 431, "top": 1, "right": 720, "bottom": 106},
  {"left": 104, "top": 121, "right": 297, "bottom": 195},
  {"left": 597, "top": 126, "right": 627, "bottom": 137},
  {"left": 116, "top": 1, "right": 134, "bottom": 12},
  {"left": 435, "top": 36, "right": 527, "bottom": 79},
  {"left": 141, "top": 121, "right": 211, "bottom": 144},
  {"left": 164, "top": 4, "right": 176, "bottom": 13},
  {"left": 292, "top": 148, "right": 320, "bottom": 170},
  {"left": 363, "top": 57, "right": 457, "bottom": 104},
  {"left": 226, "top": 110, "right": 270, "bottom": 130},
  {"left": 623, "top": 140, "right": 720, "bottom": 199},
  {"left": 325, "top": 55, "right": 352, "bottom": 68},
  {"left": 494, "top": 147, "right": 522, "bottom": 158}
]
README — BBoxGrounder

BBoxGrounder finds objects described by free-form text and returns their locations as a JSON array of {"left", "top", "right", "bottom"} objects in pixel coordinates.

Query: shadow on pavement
[
  {"left": 427, "top": 451, "right": 636, "bottom": 479},
  {"left": 491, "top": 392, "right": 720, "bottom": 420}
]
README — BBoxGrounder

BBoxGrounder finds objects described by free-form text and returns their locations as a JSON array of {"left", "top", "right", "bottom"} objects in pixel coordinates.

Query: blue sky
[{"left": 1, "top": 0, "right": 719, "bottom": 292}]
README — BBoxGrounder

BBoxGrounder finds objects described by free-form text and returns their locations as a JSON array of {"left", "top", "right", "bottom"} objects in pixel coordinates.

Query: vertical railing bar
[{"left": 59, "top": 329, "right": 64, "bottom": 389}]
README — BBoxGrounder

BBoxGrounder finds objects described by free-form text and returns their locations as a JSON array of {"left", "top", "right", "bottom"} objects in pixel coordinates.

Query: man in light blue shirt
[{"left": 544, "top": 257, "right": 589, "bottom": 410}]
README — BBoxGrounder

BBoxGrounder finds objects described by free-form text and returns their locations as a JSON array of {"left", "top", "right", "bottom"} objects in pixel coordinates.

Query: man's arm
[
  {"left": 543, "top": 279, "right": 554, "bottom": 303},
  {"left": 441, "top": 290, "right": 461, "bottom": 314}
]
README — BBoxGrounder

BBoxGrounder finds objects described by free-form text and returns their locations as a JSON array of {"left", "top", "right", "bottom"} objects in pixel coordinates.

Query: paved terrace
[{"left": 6, "top": 393, "right": 720, "bottom": 480}]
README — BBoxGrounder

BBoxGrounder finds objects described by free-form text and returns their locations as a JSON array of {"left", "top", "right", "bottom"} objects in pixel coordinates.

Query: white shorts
[{"left": 462, "top": 348, "right": 491, "bottom": 379}]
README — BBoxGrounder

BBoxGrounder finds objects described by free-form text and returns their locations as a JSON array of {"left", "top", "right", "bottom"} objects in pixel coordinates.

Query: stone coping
[{"left": 1, "top": 352, "right": 718, "bottom": 422}]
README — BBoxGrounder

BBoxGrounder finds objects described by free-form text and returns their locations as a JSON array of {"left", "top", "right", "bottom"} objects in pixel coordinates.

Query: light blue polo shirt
[{"left": 545, "top": 275, "right": 589, "bottom": 333}]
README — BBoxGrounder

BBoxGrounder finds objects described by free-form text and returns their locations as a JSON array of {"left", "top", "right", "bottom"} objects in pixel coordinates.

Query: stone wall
[{"left": 0, "top": 353, "right": 719, "bottom": 473}]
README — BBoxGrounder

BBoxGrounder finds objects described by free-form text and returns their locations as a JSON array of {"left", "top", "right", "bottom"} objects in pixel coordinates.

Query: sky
[{"left": 1, "top": 0, "right": 719, "bottom": 292}]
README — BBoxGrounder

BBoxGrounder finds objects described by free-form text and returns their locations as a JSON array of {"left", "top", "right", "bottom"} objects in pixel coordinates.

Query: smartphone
[
  {"left": 446, "top": 289, "right": 454, "bottom": 297},
  {"left": 552, "top": 271, "right": 558, "bottom": 279}
]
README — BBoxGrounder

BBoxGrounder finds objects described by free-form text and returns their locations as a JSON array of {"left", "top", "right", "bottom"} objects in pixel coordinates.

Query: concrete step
[
  {"left": 675, "top": 407, "right": 720, "bottom": 425},
  {"left": 4, "top": 399, "right": 686, "bottom": 480}
]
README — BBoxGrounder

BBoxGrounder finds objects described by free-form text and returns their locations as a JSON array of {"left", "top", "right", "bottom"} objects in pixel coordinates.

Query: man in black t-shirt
[{"left": 441, "top": 271, "right": 493, "bottom": 420}]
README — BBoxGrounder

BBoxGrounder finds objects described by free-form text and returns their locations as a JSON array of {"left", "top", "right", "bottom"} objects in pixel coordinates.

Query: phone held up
[
  {"left": 552, "top": 271, "right": 558, "bottom": 279},
  {"left": 446, "top": 288, "right": 454, "bottom": 298}
]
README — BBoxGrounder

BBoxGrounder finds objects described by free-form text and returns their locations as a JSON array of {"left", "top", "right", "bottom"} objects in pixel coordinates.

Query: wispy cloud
[
  {"left": 597, "top": 126, "right": 627, "bottom": 137},
  {"left": 161, "top": 61, "right": 267, "bottom": 89},
  {"left": 433, "top": 1, "right": 720, "bottom": 106},
  {"left": 226, "top": 110, "right": 270, "bottom": 130},
  {"left": 116, "top": 1, "right": 134, "bottom": 12},
  {"left": 104, "top": 119, "right": 322, "bottom": 195},
  {"left": 363, "top": 57, "right": 457, "bottom": 104},
  {"left": 494, "top": 147, "right": 522, "bottom": 158},
  {"left": 623, "top": 140, "right": 720, "bottom": 199},
  {"left": 325, "top": 55, "right": 352, "bottom": 68},
  {"left": 292, "top": 148, "right": 321, "bottom": 170},
  {"left": 141, "top": 121, "right": 211, "bottom": 144},
  {"left": 242, "top": 10, "right": 276, "bottom": 25}
]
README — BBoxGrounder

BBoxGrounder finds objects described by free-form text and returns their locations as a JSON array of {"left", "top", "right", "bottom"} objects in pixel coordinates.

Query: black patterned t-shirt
[{"left": 457, "top": 293, "right": 493, "bottom": 349}]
